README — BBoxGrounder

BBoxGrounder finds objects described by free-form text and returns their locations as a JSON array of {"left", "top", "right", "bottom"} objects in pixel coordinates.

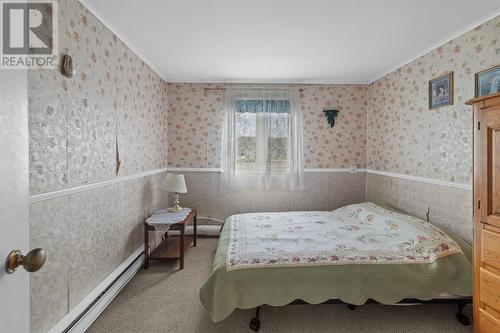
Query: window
[
  {"left": 234, "top": 99, "right": 290, "bottom": 172},
  {"left": 222, "top": 89, "right": 304, "bottom": 191}
]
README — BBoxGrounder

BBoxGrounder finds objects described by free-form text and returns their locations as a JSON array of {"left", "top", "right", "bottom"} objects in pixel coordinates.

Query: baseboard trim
[{"left": 47, "top": 247, "right": 144, "bottom": 333}]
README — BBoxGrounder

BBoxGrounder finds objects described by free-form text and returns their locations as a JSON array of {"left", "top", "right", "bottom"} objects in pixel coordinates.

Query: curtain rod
[{"left": 204, "top": 87, "right": 304, "bottom": 92}]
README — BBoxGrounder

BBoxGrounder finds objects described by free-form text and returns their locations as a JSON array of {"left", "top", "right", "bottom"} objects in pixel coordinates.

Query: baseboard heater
[
  {"left": 168, "top": 224, "right": 221, "bottom": 237},
  {"left": 48, "top": 247, "right": 144, "bottom": 333}
]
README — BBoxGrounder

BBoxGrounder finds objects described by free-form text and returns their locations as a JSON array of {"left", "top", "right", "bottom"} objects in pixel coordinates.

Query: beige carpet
[{"left": 88, "top": 238, "right": 472, "bottom": 333}]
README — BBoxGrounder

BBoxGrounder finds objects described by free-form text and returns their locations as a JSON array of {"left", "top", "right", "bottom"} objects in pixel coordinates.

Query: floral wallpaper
[
  {"left": 28, "top": 1, "right": 169, "bottom": 332},
  {"left": 167, "top": 83, "right": 225, "bottom": 168},
  {"left": 28, "top": 0, "right": 168, "bottom": 194},
  {"left": 115, "top": 38, "right": 169, "bottom": 176},
  {"left": 27, "top": 4, "right": 499, "bottom": 331},
  {"left": 167, "top": 83, "right": 367, "bottom": 169},
  {"left": 367, "top": 15, "right": 500, "bottom": 184}
]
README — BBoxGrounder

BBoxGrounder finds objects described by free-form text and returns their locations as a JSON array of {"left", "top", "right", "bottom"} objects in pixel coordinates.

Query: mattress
[{"left": 199, "top": 203, "right": 472, "bottom": 322}]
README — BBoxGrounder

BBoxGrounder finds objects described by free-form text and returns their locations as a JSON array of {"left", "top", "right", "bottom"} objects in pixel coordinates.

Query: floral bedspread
[{"left": 226, "top": 202, "right": 463, "bottom": 271}]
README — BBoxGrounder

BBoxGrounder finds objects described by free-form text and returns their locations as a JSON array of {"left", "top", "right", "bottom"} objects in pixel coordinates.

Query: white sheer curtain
[{"left": 221, "top": 87, "right": 304, "bottom": 192}]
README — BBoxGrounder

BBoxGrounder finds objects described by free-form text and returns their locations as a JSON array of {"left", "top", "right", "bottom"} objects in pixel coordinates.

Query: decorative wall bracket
[
  {"left": 61, "top": 55, "right": 76, "bottom": 78},
  {"left": 323, "top": 109, "right": 339, "bottom": 127}
]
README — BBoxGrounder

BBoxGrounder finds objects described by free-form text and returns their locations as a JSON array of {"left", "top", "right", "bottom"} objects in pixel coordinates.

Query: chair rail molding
[
  {"left": 30, "top": 168, "right": 168, "bottom": 203},
  {"left": 365, "top": 169, "right": 472, "bottom": 191},
  {"left": 30, "top": 167, "right": 471, "bottom": 204},
  {"left": 165, "top": 167, "right": 472, "bottom": 190}
]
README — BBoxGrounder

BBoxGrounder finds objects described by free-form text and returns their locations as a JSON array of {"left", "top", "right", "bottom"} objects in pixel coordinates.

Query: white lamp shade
[{"left": 161, "top": 173, "right": 187, "bottom": 193}]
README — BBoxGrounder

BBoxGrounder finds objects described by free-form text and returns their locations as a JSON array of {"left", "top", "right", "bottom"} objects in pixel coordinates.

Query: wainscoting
[
  {"left": 172, "top": 169, "right": 472, "bottom": 246},
  {"left": 365, "top": 173, "right": 472, "bottom": 243},
  {"left": 30, "top": 167, "right": 473, "bottom": 332},
  {"left": 30, "top": 171, "right": 168, "bottom": 333},
  {"left": 176, "top": 171, "right": 367, "bottom": 221}
]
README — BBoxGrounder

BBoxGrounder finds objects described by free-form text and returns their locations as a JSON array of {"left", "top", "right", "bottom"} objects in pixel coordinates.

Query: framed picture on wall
[
  {"left": 429, "top": 72, "right": 453, "bottom": 110},
  {"left": 475, "top": 64, "right": 500, "bottom": 97}
]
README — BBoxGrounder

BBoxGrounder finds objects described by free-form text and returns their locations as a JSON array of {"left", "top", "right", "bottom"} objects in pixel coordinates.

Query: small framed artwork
[
  {"left": 429, "top": 72, "right": 453, "bottom": 110},
  {"left": 475, "top": 64, "right": 500, "bottom": 97}
]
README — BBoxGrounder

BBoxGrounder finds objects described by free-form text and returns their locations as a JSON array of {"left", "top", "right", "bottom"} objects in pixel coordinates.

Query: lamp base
[
  {"left": 167, "top": 205, "right": 182, "bottom": 213},
  {"left": 167, "top": 193, "right": 182, "bottom": 212}
]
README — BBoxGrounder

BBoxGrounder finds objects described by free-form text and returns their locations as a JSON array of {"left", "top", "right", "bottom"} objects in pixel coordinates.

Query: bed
[{"left": 199, "top": 202, "right": 472, "bottom": 331}]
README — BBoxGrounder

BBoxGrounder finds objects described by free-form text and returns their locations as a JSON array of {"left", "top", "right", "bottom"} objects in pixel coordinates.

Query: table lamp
[{"left": 161, "top": 173, "right": 187, "bottom": 212}]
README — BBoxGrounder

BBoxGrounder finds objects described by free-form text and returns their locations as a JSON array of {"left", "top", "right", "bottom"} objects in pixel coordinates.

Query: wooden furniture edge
[
  {"left": 466, "top": 92, "right": 500, "bottom": 105},
  {"left": 145, "top": 209, "right": 197, "bottom": 231},
  {"left": 144, "top": 208, "right": 197, "bottom": 270}
]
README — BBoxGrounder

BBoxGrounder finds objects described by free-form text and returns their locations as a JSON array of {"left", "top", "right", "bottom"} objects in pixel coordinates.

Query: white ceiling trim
[
  {"left": 368, "top": 8, "right": 500, "bottom": 83},
  {"left": 166, "top": 79, "right": 370, "bottom": 85},
  {"left": 78, "top": 0, "right": 166, "bottom": 81}
]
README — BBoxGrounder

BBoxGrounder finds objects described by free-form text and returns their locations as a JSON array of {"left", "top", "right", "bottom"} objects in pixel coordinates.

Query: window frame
[{"left": 233, "top": 99, "right": 291, "bottom": 175}]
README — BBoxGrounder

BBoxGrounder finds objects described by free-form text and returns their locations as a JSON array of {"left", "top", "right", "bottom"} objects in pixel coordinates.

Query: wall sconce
[
  {"left": 61, "top": 54, "right": 76, "bottom": 78},
  {"left": 323, "top": 109, "right": 339, "bottom": 127}
]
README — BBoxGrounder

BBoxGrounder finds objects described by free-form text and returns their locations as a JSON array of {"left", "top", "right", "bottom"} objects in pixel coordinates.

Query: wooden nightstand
[{"left": 144, "top": 208, "right": 197, "bottom": 270}]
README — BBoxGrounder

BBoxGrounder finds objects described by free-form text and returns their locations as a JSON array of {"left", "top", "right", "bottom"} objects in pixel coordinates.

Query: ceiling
[{"left": 82, "top": 0, "right": 500, "bottom": 84}]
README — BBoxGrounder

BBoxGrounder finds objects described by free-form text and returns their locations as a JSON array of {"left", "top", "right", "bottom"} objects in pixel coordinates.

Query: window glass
[{"left": 234, "top": 99, "right": 290, "bottom": 172}]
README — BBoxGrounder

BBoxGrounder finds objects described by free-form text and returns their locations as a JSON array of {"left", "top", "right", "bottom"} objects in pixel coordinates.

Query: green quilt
[{"left": 199, "top": 203, "right": 472, "bottom": 322}]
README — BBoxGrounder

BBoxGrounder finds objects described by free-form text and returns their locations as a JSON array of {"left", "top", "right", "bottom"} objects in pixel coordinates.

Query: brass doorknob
[{"left": 5, "top": 248, "right": 46, "bottom": 274}]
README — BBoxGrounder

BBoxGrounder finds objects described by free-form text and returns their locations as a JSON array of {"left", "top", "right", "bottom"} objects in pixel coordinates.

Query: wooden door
[
  {"left": 0, "top": 70, "right": 30, "bottom": 332},
  {"left": 484, "top": 104, "right": 500, "bottom": 228},
  {"left": 470, "top": 93, "right": 500, "bottom": 333}
]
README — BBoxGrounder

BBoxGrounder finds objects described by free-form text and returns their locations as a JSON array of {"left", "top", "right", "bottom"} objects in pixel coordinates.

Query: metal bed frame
[{"left": 248, "top": 297, "right": 472, "bottom": 332}]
